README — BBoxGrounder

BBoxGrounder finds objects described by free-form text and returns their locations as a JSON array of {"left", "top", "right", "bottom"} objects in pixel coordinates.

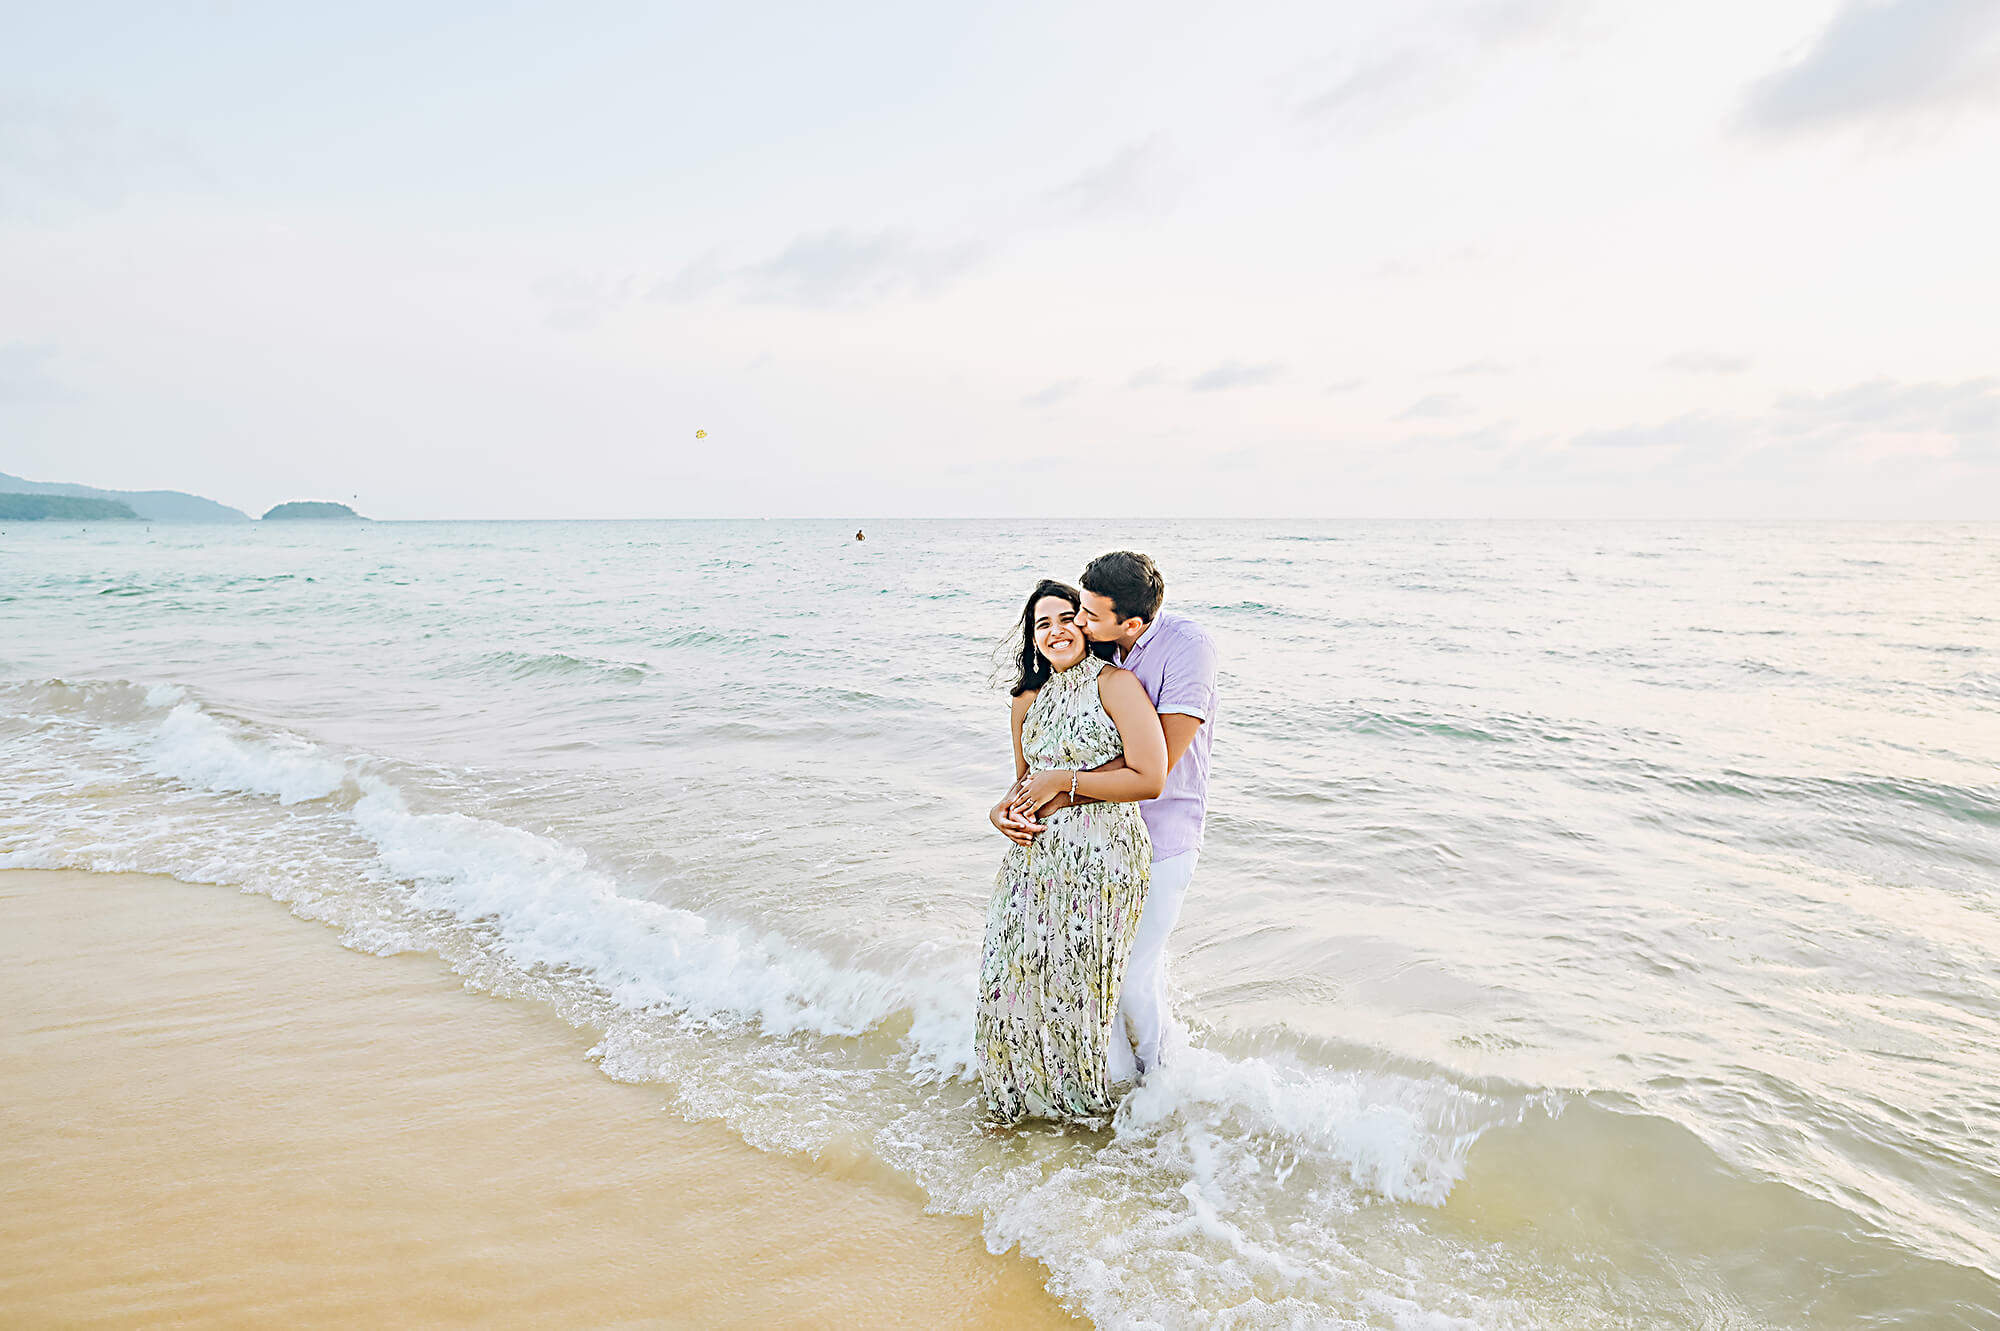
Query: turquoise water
[{"left": 3, "top": 519, "right": 1997, "bottom": 1328}]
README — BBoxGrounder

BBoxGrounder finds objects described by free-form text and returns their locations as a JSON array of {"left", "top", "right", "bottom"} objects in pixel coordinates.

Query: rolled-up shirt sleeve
[{"left": 1156, "top": 630, "right": 1217, "bottom": 721}]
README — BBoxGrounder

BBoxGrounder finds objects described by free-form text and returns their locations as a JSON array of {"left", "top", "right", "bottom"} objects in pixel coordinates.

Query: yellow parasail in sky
[{"left": 695, "top": 429, "right": 707, "bottom": 439}]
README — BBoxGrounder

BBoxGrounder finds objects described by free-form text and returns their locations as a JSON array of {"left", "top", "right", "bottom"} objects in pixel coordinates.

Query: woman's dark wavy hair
[{"left": 1007, "top": 578, "right": 1082, "bottom": 697}]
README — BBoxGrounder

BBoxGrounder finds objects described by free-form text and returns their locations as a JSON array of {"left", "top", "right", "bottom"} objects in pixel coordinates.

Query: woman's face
[{"left": 1032, "top": 595, "right": 1087, "bottom": 672}]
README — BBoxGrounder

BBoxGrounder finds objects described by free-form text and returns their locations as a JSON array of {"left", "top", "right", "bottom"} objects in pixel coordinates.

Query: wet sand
[{"left": 0, "top": 870, "right": 1079, "bottom": 1329}]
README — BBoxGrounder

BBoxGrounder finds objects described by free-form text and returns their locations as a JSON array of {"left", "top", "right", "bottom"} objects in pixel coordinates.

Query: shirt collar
[{"left": 1116, "top": 616, "right": 1162, "bottom": 665}]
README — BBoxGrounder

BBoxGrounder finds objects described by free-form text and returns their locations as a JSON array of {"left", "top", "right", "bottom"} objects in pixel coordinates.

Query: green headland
[
  {"left": 262, "top": 501, "right": 368, "bottom": 521},
  {"left": 0, "top": 493, "right": 140, "bottom": 521}
]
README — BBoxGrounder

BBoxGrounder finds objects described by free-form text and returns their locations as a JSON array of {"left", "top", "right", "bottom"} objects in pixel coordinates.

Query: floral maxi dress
[{"left": 977, "top": 655, "right": 1152, "bottom": 1124}]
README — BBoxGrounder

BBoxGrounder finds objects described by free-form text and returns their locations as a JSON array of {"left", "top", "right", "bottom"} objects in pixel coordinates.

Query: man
[{"left": 992, "top": 550, "right": 1218, "bottom": 1080}]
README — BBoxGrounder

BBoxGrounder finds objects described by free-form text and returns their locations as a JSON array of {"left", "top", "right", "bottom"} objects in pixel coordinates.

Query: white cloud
[
  {"left": 743, "top": 228, "right": 982, "bottom": 307},
  {"left": 533, "top": 273, "right": 612, "bottom": 330},
  {"left": 1774, "top": 376, "right": 2000, "bottom": 457},
  {"left": 1663, "top": 351, "right": 1752, "bottom": 374},
  {"left": 0, "top": 92, "right": 197, "bottom": 214},
  {"left": 1190, "top": 361, "right": 1284, "bottom": 392},
  {"left": 1567, "top": 378, "right": 2000, "bottom": 466},
  {"left": 650, "top": 252, "right": 728, "bottom": 304},
  {"left": 1400, "top": 392, "right": 1473, "bottom": 419},
  {"left": 1743, "top": 0, "right": 2000, "bottom": 134},
  {"left": 1462, "top": 0, "right": 1577, "bottom": 42},
  {"left": 1571, "top": 412, "right": 1747, "bottom": 453},
  {"left": 1298, "top": 52, "right": 1425, "bottom": 120},
  {"left": 1297, "top": 0, "right": 1574, "bottom": 122},
  {"left": 1042, "top": 139, "right": 1168, "bottom": 218},
  {"left": 641, "top": 228, "right": 983, "bottom": 310},
  {"left": 1019, "top": 378, "right": 1082, "bottom": 408}
]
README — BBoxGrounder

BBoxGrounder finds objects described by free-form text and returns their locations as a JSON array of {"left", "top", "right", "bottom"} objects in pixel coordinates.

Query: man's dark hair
[{"left": 1081, "top": 550, "right": 1164, "bottom": 624}]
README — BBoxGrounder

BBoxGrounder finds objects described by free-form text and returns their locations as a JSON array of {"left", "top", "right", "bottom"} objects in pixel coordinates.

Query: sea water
[{"left": 2, "top": 519, "right": 1995, "bottom": 1329}]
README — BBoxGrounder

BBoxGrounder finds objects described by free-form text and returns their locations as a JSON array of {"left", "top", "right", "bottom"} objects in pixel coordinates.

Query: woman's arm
[
  {"left": 1009, "top": 691, "right": 1032, "bottom": 782},
  {"left": 989, "top": 692, "right": 1041, "bottom": 845},
  {"left": 1013, "top": 669, "right": 1167, "bottom": 811}
]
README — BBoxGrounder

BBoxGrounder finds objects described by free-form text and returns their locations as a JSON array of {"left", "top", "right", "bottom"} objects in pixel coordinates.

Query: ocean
[{"left": 3, "top": 518, "right": 1996, "bottom": 1329}]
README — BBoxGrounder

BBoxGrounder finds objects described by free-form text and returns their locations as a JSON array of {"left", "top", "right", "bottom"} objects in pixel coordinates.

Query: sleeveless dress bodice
[{"left": 1020, "top": 655, "right": 1125, "bottom": 774}]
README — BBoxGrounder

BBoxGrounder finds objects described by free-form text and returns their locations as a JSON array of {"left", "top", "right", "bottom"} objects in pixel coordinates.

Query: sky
[{"left": 2, "top": 0, "right": 1998, "bottom": 519}]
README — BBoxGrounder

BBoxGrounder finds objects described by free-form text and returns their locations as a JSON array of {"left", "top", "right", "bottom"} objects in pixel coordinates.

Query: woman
[{"left": 976, "top": 579, "right": 1168, "bottom": 1124}]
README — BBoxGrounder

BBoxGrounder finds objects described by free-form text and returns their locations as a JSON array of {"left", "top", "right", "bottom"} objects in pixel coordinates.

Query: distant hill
[
  {"left": 0, "top": 492, "right": 139, "bottom": 521},
  {"left": 0, "top": 470, "right": 250, "bottom": 523},
  {"left": 263, "top": 501, "right": 367, "bottom": 521}
]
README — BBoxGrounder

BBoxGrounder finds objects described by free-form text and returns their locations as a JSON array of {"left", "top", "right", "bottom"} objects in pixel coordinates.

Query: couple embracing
[{"left": 976, "top": 550, "right": 1217, "bottom": 1125}]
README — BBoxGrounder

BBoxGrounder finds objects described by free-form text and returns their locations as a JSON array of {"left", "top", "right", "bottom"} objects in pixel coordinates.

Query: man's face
[{"left": 1077, "top": 590, "right": 1141, "bottom": 647}]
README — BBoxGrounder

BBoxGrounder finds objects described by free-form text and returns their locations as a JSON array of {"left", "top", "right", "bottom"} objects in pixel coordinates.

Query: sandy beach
[{"left": 0, "top": 869, "right": 1077, "bottom": 1329}]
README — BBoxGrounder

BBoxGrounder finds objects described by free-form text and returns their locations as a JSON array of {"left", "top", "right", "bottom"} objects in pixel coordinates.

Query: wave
[
  {"left": 1653, "top": 766, "right": 2000, "bottom": 828},
  {"left": 444, "top": 650, "right": 653, "bottom": 686},
  {"left": 4, "top": 678, "right": 1994, "bottom": 1327},
  {"left": 1294, "top": 692, "right": 2000, "bottom": 832}
]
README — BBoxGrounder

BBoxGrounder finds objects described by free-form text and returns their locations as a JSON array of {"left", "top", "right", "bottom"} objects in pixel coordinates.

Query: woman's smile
[{"left": 1030, "top": 593, "right": 1088, "bottom": 670}]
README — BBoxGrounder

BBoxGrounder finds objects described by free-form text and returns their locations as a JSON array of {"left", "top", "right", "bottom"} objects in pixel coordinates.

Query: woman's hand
[
  {"left": 1008, "top": 769, "right": 1073, "bottom": 819},
  {"left": 990, "top": 782, "right": 1044, "bottom": 846}
]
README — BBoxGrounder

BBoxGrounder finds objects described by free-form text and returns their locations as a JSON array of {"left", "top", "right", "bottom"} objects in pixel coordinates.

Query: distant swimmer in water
[{"left": 855, "top": 529, "right": 865, "bottom": 541}]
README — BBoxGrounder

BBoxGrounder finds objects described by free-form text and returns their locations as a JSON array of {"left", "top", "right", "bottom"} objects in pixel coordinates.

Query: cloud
[
  {"left": 1019, "top": 378, "right": 1082, "bottom": 408},
  {"left": 1368, "top": 242, "right": 1501, "bottom": 281},
  {"left": 647, "top": 227, "right": 983, "bottom": 310},
  {"left": 1127, "top": 365, "right": 1170, "bottom": 389},
  {"left": 1400, "top": 392, "right": 1472, "bottom": 419},
  {"left": 0, "top": 92, "right": 196, "bottom": 214},
  {"left": 1043, "top": 139, "right": 1167, "bottom": 218},
  {"left": 1396, "top": 423, "right": 1518, "bottom": 455},
  {"left": 1742, "top": 0, "right": 2000, "bottom": 134},
  {"left": 650, "top": 251, "right": 728, "bottom": 303},
  {"left": 1190, "top": 361, "right": 1285, "bottom": 392},
  {"left": 1325, "top": 377, "right": 1366, "bottom": 393},
  {"left": 1299, "top": 52, "right": 1425, "bottom": 119},
  {"left": 1567, "top": 377, "right": 2000, "bottom": 466},
  {"left": 534, "top": 273, "right": 610, "bottom": 329},
  {"left": 1462, "top": 0, "right": 1575, "bottom": 42},
  {"left": 1444, "top": 358, "right": 1509, "bottom": 377},
  {"left": 742, "top": 228, "right": 982, "bottom": 307},
  {"left": 1663, "top": 351, "right": 1752, "bottom": 374},
  {"left": 1774, "top": 376, "right": 2000, "bottom": 458},
  {"left": 1572, "top": 412, "right": 1748, "bottom": 452},
  {"left": 0, "top": 343, "right": 65, "bottom": 402},
  {"left": 1298, "top": 1, "right": 1573, "bottom": 122}
]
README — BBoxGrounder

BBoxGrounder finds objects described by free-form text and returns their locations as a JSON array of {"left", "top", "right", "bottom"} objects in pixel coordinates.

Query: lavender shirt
[{"left": 1115, "top": 611, "right": 1218, "bottom": 859}]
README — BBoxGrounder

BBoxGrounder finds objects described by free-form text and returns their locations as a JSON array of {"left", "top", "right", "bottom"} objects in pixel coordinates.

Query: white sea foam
[
  {"left": 351, "top": 787, "right": 924, "bottom": 1038},
  {"left": 0, "top": 685, "right": 1549, "bottom": 1329},
  {"left": 1117, "top": 1048, "right": 1487, "bottom": 1207},
  {"left": 125, "top": 692, "right": 935, "bottom": 1042},
  {"left": 138, "top": 700, "right": 354, "bottom": 805}
]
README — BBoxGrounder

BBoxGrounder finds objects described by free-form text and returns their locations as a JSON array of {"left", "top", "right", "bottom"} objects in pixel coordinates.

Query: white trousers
[{"left": 1108, "top": 849, "right": 1198, "bottom": 1083}]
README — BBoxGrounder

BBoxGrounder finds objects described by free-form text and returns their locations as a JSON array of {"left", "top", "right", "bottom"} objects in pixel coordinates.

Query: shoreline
[{"left": 0, "top": 869, "right": 1078, "bottom": 1329}]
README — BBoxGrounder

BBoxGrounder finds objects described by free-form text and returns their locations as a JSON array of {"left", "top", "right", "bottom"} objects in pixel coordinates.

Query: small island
[
  {"left": 0, "top": 493, "right": 139, "bottom": 521},
  {"left": 262, "top": 502, "right": 368, "bottom": 521}
]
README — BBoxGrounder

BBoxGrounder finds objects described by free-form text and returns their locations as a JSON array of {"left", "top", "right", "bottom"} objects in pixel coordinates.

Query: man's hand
[{"left": 989, "top": 785, "right": 1045, "bottom": 846}]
